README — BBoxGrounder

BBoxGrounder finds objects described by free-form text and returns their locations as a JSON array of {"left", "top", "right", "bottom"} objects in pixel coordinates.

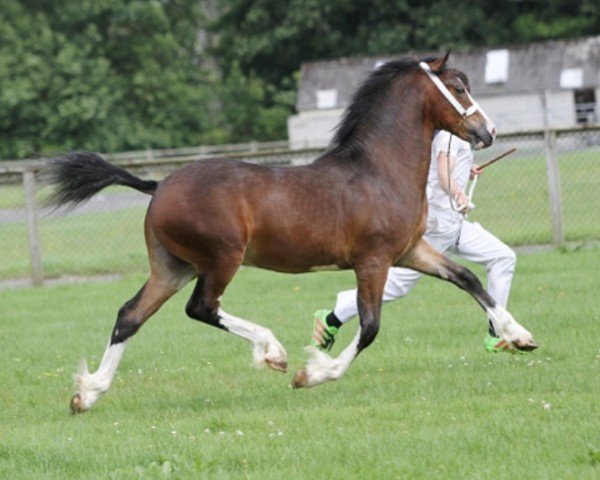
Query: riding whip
[
  {"left": 466, "top": 147, "right": 517, "bottom": 210},
  {"left": 476, "top": 147, "right": 517, "bottom": 172}
]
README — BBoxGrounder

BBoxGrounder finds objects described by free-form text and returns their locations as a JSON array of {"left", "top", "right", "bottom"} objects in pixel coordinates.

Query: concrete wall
[
  {"left": 287, "top": 109, "right": 343, "bottom": 149},
  {"left": 478, "top": 90, "right": 575, "bottom": 134},
  {"left": 546, "top": 90, "right": 576, "bottom": 127},
  {"left": 288, "top": 90, "right": 581, "bottom": 147},
  {"left": 477, "top": 93, "right": 545, "bottom": 133}
]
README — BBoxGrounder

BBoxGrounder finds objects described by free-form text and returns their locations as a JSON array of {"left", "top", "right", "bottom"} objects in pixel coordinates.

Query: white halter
[{"left": 419, "top": 62, "right": 479, "bottom": 118}]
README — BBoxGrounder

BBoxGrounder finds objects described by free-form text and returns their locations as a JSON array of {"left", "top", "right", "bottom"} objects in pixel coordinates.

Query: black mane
[{"left": 325, "top": 56, "right": 445, "bottom": 157}]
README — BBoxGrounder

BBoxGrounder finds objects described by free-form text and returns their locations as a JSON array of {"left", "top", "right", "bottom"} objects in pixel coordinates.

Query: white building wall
[
  {"left": 287, "top": 109, "right": 343, "bottom": 149},
  {"left": 546, "top": 90, "right": 576, "bottom": 127},
  {"left": 287, "top": 91, "right": 581, "bottom": 146},
  {"left": 478, "top": 91, "right": 576, "bottom": 134},
  {"left": 477, "top": 93, "right": 545, "bottom": 133}
]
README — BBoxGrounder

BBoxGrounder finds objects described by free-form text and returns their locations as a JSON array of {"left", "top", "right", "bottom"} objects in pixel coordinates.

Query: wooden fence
[{"left": 1, "top": 127, "right": 599, "bottom": 287}]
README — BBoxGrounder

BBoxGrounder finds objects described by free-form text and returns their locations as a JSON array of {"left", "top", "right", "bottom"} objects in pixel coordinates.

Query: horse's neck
[
  {"left": 366, "top": 89, "right": 435, "bottom": 188},
  {"left": 319, "top": 75, "right": 435, "bottom": 189}
]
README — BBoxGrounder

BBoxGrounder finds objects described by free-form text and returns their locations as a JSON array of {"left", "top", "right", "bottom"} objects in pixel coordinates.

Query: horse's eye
[{"left": 456, "top": 88, "right": 465, "bottom": 94}]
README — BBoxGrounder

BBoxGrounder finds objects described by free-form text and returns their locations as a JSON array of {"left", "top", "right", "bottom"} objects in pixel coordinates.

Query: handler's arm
[{"left": 437, "top": 152, "right": 468, "bottom": 207}]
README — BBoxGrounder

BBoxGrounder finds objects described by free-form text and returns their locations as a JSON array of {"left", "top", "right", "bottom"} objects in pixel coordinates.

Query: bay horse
[{"left": 45, "top": 54, "right": 537, "bottom": 414}]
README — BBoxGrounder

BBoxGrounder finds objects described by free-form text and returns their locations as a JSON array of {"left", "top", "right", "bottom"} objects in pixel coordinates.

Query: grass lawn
[
  {"left": 469, "top": 149, "right": 600, "bottom": 245},
  {"left": 1, "top": 206, "right": 148, "bottom": 281},
  {"left": 1, "top": 247, "right": 599, "bottom": 479}
]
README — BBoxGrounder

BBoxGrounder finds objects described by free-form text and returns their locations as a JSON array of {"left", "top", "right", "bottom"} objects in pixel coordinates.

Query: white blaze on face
[{"left": 466, "top": 91, "right": 496, "bottom": 150}]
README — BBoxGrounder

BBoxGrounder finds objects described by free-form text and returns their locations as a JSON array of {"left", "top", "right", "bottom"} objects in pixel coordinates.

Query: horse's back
[
  {"left": 145, "top": 157, "right": 425, "bottom": 272},
  {"left": 144, "top": 159, "right": 345, "bottom": 270}
]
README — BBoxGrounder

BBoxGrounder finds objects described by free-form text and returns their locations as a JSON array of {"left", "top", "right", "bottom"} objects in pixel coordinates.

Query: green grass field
[
  {"left": 470, "top": 149, "right": 600, "bottom": 245},
  {"left": 1, "top": 247, "right": 599, "bottom": 479}
]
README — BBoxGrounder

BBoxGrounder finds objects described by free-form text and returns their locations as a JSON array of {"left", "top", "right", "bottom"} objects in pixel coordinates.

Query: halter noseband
[{"left": 419, "top": 62, "right": 479, "bottom": 119}]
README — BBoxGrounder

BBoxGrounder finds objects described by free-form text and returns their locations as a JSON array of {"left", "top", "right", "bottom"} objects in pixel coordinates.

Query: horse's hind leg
[
  {"left": 70, "top": 244, "right": 195, "bottom": 413},
  {"left": 401, "top": 239, "right": 537, "bottom": 351},
  {"left": 185, "top": 261, "right": 288, "bottom": 372}
]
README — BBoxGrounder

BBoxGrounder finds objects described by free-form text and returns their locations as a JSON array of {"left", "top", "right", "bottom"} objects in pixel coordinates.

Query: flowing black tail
[{"left": 44, "top": 151, "right": 158, "bottom": 208}]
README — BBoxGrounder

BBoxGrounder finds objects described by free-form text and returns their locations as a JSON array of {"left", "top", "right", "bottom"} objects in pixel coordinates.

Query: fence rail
[
  {"left": 1, "top": 127, "right": 599, "bottom": 287},
  {"left": 0, "top": 140, "right": 298, "bottom": 184}
]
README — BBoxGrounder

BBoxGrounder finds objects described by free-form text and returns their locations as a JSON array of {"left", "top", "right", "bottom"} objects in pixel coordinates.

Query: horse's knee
[
  {"left": 462, "top": 267, "right": 483, "bottom": 291},
  {"left": 447, "top": 262, "right": 497, "bottom": 311},
  {"left": 185, "top": 300, "right": 210, "bottom": 322},
  {"left": 185, "top": 298, "right": 223, "bottom": 329},
  {"left": 111, "top": 304, "right": 142, "bottom": 344},
  {"left": 448, "top": 263, "right": 484, "bottom": 293},
  {"left": 110, "top": 282, "right": 158, "bottom": 344},
  {"left": 357, "top": 320, "right": 381, "bottom": 351},
  {"left": 185, "top": 274, "right": 227, "bottom": 329}
]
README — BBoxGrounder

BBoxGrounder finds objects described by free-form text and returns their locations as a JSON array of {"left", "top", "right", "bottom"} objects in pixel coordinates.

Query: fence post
[
  {"left": 23, "top": 168, "right": 44, "bottom": 286},
  {"left": 543, "top": 129, "right": 564, "bottom": 246}
]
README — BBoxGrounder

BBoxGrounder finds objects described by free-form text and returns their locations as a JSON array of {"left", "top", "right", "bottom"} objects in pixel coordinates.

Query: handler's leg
[
  {"left": 310, "top": 268, "right": 422, "bottom": 350},
  {"left": 311, "top": 230, "right": 456, "bottom": 350},
  {"left": 401, "top": 238, "right": 536, "bottom": 351},
  {"left": 455, "top": 221, "right": 517, "bottom": 351},
  {"left": 456, "top": 221, "right": 516, "bottom": 308},
  {"left": 333, "top": 268, "right": 423, "bottom": 323}
]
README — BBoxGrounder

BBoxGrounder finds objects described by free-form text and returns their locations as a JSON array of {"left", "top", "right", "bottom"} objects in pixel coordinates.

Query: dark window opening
[{"left": 575, "top": 89, "right": 596, "bottom": 124}]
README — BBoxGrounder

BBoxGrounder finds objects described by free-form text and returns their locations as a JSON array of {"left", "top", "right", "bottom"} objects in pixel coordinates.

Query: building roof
[{"left": 296, "top": 36, "right": 600, "bottom": 112}]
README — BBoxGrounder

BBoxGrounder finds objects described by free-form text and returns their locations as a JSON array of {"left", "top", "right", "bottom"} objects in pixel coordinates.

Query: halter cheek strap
[{"left": 419, "top": 62, "right": 479, "bottom": 118}]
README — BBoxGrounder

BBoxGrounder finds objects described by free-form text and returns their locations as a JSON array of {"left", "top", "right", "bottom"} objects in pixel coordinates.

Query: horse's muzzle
[{"left": 473, "top": 127, "right": 495, "bottom": 150}]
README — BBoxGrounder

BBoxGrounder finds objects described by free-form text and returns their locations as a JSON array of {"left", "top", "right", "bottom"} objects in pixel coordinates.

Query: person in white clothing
[{"left": 311, "top": 128, "right": 517, "bottom": 353}]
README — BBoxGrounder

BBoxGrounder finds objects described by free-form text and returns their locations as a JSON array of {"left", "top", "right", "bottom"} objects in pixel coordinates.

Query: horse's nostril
[{"left": 491, "top": 127, "right": 497, "bottom": 138}]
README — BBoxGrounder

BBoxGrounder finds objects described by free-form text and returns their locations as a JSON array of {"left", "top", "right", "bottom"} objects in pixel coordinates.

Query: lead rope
[
  {"left": 444, "top": 134, "right": 465, "bottom": 249},
  {"left": 446, "top": 134, "right": 456, "bottom": 212}
]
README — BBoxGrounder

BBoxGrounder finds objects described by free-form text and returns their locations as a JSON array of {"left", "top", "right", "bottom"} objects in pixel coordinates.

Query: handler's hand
[
  {"left": 469, "top": 165, "right": 481, "bottom": 180},
  {"left": 454, "top": 192, "right": 474, "bottom": 214}
]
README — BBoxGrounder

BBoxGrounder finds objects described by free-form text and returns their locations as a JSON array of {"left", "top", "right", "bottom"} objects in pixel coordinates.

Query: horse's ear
[{"left": 429, "top": 51, "right": 451, "bottom": 73}]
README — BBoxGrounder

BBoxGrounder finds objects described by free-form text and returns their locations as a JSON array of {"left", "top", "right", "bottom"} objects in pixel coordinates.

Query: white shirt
[{"left": 426, "top": 130, "right": 474, "bottom": 229}]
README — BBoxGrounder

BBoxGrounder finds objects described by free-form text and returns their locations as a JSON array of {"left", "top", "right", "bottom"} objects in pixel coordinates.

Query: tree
[
  {"left": 0, "top": 1, "right": 116, "bottom": 158},
  {"left": 1, "top": 0, "right": 598, "bottom": 159},
  {"left": 0, "top": 0, "right": 214, "bottom": 159},
  {"left": 209, "top": 0, "right": 600, "bottom": 97},
  {"left": 206, "top": 0, "right": 599, "bottom": 147}
]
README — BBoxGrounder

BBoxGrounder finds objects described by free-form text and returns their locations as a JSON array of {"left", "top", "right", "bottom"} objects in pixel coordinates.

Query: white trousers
[{"left": 333, "top": 220, "right": 516, "bottom": 323}]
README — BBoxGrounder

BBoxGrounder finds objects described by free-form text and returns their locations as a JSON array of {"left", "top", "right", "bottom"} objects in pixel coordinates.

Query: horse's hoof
[
  {"left": 515, "top": 340, "right": 538, "bottom": 351},
  {"left": 266, "top": 358, "right": 288, "bottom": 373},
  {"left": 511, "top": 338, "right": 537, "bottom": 352},
  {"left": 70, "top": 394, "right": 88, "bottom": 414},
  {"left": 292, "top": 369, "right": 308, "bottom": 389}
]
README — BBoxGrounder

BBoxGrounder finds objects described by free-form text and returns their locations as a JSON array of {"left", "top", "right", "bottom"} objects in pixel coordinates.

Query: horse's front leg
[
  {"left": 293, "top": 259, "right": 389, "bottom": 388},
  {"left": 186, "top": 271, "right": 288, "bottom": 373},
  {"left": 401, "top": 239, "right": 537, "bottom": 351}
]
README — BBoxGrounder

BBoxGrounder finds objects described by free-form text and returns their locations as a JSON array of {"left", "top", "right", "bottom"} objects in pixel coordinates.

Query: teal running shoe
[{"left": 311, "top": 309, "right": 338, "bottom": 351}]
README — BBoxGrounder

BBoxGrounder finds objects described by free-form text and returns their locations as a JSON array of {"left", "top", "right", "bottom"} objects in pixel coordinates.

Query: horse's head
[{"left": 421, "top": 53, "right": 496, "bottom": 150}]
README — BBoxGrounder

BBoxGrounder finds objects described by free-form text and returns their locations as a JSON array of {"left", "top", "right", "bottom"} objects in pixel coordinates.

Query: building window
[
  {"left": 485, "top": 49, "right": 509, "bottom": 84},
  {"left": 574, "top": 89, "right": 596, "bottom": 125},
  {"left": 560, "top": 68, "right": 583, "bottom": 89},
  {"left": 316, "top": 89, "right": 337, "bottom": 109}
]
